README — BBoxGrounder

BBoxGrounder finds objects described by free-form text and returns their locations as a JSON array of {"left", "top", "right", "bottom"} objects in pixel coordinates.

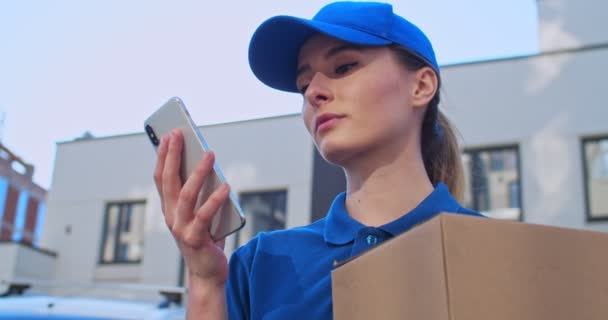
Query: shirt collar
[
  {"left": 323, "top": 192, "right": 364, "bottom": 245},
  {"left": 323, "top": 183, "right": 462, "bottom": 245}
]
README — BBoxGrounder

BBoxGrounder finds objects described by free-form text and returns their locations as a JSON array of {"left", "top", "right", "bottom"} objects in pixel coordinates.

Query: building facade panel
[
  {"left": 442, "top": 47, "right": 608, "bottom": 232},
  {"left": 538, "top": 0, "right": 608, "bottom": 51}
]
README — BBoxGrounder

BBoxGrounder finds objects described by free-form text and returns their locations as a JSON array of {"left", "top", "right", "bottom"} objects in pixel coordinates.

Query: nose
[{"left": 304, "top": 72, "right": 334, "bottom": 108}]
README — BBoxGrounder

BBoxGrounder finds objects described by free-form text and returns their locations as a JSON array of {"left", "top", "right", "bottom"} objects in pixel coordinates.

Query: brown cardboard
[{"left": 331, "top": 214, "right": 608, "bottom": 320}]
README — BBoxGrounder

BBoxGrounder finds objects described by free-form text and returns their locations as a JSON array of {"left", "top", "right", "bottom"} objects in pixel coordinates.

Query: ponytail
[
  {"left": 392, "top": 45, "right": 465, "bottom": 201},
  {"left": 421, "top": 102, "right": 465, "bottom": 202}
]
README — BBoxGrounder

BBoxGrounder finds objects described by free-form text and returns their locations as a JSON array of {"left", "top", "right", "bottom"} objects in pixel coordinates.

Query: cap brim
[{"left": 248, "top": 16, "right": 391, "bottom": 93}]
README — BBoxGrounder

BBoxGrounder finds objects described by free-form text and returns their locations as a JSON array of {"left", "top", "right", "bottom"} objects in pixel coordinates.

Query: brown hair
[{"left": 391, "top": 45, "right": 465, "bottom": 201}]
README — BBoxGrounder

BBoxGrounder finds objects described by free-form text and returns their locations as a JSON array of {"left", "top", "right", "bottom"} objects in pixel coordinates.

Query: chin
[{"left": 316, "top": 138, "right": 358, "bottom": 167}]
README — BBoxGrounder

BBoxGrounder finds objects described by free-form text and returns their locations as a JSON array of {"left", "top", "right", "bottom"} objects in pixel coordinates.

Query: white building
[
  {"left": 41, "top": 115, "right": 317, "bottom": 298},
  {"left": 6, "top": 0, "right": 608, "bottom": 301}
]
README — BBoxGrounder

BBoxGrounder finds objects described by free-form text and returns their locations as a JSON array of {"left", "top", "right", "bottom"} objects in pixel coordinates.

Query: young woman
[{"left": 153, "top": 2, "right": 483, "bottom": 319}]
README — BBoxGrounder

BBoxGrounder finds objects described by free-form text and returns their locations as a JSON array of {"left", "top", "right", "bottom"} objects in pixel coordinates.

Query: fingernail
[{"left": 203, "top": 151, "right": 213, "bottom": 161}]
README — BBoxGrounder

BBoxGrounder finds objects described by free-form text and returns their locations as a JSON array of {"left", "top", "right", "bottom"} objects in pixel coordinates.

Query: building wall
[
  {"left": 0, "top": 144, "right": 53, "bottom": 294},
  {"left": 0, "top": 243, "right": 17, "bottom": 281},
  {"left": 441, "top": 45, "right": 608, "bottom": 232},
  {"left": 42, "top": 114, "right": 314, "bottom": 293},
  {"left": 0, "top": 144, "right": 47, "bottom": 246},
  {"left": 538, "top": 0, "right": 608, "bottom": 51},
  {"left": 0, "top": 242, "right": 56, "bottom": 281},
  {"left": 42, "top": 132, "right": 165, "bottom": 293}
]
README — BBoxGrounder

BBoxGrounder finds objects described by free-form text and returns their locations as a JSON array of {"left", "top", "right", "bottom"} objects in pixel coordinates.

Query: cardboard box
[{"left": 332, "top": 214, "right": 608, "bottom": 320}]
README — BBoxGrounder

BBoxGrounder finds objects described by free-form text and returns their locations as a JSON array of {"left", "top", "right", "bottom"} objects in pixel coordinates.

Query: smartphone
[{"left": 144, "top": 97, "right": 246, "bottom": 241}]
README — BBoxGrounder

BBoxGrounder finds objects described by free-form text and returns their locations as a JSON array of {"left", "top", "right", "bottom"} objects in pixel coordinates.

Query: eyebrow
[{"left": 296, "top": 44, "right": 363, "bottom": 79}]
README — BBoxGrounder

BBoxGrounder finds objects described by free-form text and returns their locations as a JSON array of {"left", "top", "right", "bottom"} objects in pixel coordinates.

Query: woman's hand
[{"left": 153, "top": 129, "right": 231, "bottom": 287}]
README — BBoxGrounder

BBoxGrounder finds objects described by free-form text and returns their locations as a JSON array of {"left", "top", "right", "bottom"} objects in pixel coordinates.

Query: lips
[{"left": 315, "top": 113, "right": 345, "bottom": 133}]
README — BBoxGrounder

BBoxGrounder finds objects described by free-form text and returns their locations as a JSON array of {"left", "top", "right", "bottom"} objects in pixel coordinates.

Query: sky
[{"left": 0, "top": 0, "right": 538, "bottom": 189}]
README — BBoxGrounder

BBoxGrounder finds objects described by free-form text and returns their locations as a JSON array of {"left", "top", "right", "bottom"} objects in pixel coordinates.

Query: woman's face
[{"left": 297, "top": 34, "right": 431, "bottom": 166}]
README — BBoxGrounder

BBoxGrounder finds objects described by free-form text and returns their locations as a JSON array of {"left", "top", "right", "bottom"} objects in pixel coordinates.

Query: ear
[{"left": 411, "top": 66, "right": 438, "bottom": 108}]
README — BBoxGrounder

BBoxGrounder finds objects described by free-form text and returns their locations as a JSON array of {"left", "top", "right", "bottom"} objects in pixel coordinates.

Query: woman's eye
[
  {"left": 299, "top": 84, "right": 309, "bottom": 94},
  {"left": 335, "top": 62, "right": 358, "bottom": 75}
]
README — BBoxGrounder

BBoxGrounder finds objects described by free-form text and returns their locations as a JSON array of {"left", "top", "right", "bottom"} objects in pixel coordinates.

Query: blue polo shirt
[{"left": 226, "top": 183, "right": 483, "bottom": 319}]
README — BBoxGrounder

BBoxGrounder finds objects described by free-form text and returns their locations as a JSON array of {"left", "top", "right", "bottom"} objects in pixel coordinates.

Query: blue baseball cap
[{"left": 248, "top": 1, "right": 439, "bottom": 93}]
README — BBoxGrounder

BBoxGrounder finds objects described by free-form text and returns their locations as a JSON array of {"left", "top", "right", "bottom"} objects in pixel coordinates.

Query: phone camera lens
[{"left": 145, "top": 125, "right": 159, "bottom": 146}]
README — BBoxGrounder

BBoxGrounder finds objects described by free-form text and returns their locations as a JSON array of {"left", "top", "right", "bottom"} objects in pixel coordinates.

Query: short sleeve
[{"left": 226, "top": 244, "right": 253, "bottom": 320}]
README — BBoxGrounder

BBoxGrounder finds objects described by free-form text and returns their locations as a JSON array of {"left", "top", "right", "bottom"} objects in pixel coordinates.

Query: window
[
  {"left": 236, "top": 190, "right": 287, "bottom": 247},
  {"left": 0, "top": 177, "right": 9, "bottom": 237},
  {"left": 12, "top": 191, "right": 29, "bottom": 242},
  {"left": 582, "top": 136, "right": 608, "bottom": 220},
  {"left": 462, "top": 146, "right": 522, "bottom": 220},
  {"left": 99, "top": 201, "right": 146, "bottom": 264}
]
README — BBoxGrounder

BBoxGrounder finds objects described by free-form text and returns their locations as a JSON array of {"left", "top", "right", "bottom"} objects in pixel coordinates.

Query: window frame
[
  {"left": 462, "top": 144, "right": 524, "bottom": 221},
  {"left": 234, "top": 189, "right": 288, "bottom": 248},
  {"left": 98, "top": 200, "right": 146, "bottom": 265},
  {"left": 581, "top": 135, "right": 608, "bottom": 222}
]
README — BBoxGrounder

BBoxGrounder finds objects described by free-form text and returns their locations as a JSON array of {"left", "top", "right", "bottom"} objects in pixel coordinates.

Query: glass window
[
  {"left": 0, "top": 177, "right": 8, "bottom": 220},
  {"left": 99, "top": 201, "right": 146, "bottom": 264},
  {"left": 0, "top": 177, "right": 9, "bottom": 236},
  {"left": 12, "top": 191, "right": 29, "bottom": 242},
  {"left": 583, "top": 137, "right": 608, "bottom": 220},
  {"left": 462, "top": 147, "right": 522, "bottom": 220},
  {"left": 236, "top": 190, "right": 287, "bottom": 247}
]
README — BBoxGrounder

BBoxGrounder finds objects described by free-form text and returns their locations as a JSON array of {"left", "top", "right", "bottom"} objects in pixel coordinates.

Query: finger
[
  {"left": 215, "top": 238, "right": 226, "bottom": 251},
  {"left": 153, "top": 135, "right": 169, "bottom": 194},
  {"left": 162, "top": 130, "right": 184, "bottom": 220},
  {"left": 173, "top": 151, "right": 215, "bottom": 231},
  {"left": 154, "top": 135, "right": 172, "bottom": 226},
  {"left": 154, "top": 135, "right": 169, "bottom": 198},
  {"left": 188, "top": 184, "right": 230, "bottom": 241}
]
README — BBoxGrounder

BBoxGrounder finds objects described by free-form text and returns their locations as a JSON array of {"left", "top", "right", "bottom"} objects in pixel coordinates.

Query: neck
[{"left": 343, "top": 138, "right": 434, "bottom": 227}]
